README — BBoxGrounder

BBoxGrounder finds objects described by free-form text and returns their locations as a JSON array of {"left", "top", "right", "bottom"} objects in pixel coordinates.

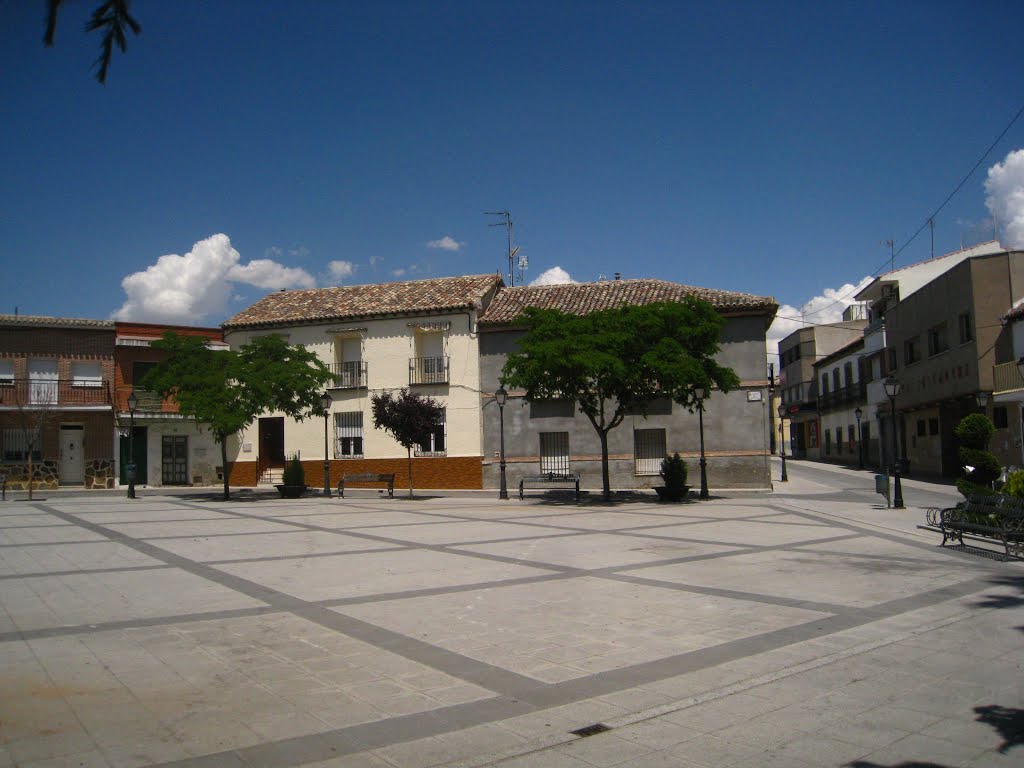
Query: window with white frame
[
  {"left": 71, "top": 361, "right": 103, "bottom": 387},
  {"left": 415, "top": 409, "right": 446, "bottom": 455},
  {"left": 2, "top": 428, "right": 41, "bottom": 462},
  {"left": 634, "top": 428, "right": 666, "bottom": 475},
  {"left": 335, "top": 412, "right": 364, "bottom": 457},
  {"left": 539, "top": 431, "right": 570, "bottom": 474},
  {"left": 0, "top": 360, "right": 13, "bottom": 386}
]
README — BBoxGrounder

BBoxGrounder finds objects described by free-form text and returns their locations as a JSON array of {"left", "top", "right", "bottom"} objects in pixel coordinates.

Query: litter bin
[{"left": 875, "top": 474, "right": 890, "bottom": 506}]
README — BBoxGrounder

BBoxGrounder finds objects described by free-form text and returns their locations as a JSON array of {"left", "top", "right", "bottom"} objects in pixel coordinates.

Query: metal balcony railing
[
  {"left": 993, "top": 361, "right": 1024, "bottom": 393},
  {"left": 331, "top": 361, "right": 368, "bottom": 389},
  {"left": 817, "top": 382, "right": 867, "bottom": 412},
  {"left": 409, "top": 356, "right": 449, "bottom": 385},
  {"left": 0, "top": 378, "right": 112, "bottom": 407}
]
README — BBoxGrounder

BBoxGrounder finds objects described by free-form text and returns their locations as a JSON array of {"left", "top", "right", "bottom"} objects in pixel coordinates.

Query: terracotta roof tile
[
  {"left": 223, "top": 274, "right": 504, "bottom": 329},
  {"left": 478, "top": 279, "right": 777, "bottom": 325},
  {"left": 0, "top": 314, "right": 114, "bottom": 330}
]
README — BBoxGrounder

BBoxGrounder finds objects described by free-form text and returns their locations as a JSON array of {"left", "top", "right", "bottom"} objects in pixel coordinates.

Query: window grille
[
  {"left": 539, "top": 431, "right": 570, "bottom": 474},
  {"left": 634, "top": 428, "right": 666, "bottom": 475},
  {"left": 2, "top": 428, "right": 41, "bottom": 462},
  {"left": 335, "top": 412, "right": 364, "bottom": 457},
  {"left": 415, "top": 409, "right": 446, "bottom": 455}
]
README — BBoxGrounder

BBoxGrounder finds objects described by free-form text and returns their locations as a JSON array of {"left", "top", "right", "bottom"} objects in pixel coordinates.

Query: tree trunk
[
  {"left": 599, "top": 429, "right": 611, "bottom": 501},
  {"left": 220, "top": 438, "right": 230, "bottom": 501},
  {"left": 406, "top": 446, "right": 414, "bottom": 498},
  {"left": 27, "top": 451, "right": 34, "bottom": 501}
]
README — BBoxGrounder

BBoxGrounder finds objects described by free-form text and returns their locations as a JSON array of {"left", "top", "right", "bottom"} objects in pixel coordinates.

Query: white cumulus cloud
[
  {"left": 427, "top": 236, "right": 464, "bottom": 251},
  {"left": 530, "top": 266, "right": 577, "bottom": 286},
  {"left": 986, "top": 148, "right": 1024, "bottom": 249},
  {"left": 326, "top": 260, "right": 356, "bottom": 282},
  {"left": 766, "top": 277, "right": 872, "bottom": 365},
  {"left": 113, "top": 233, "right": 315, "bottom": 324}
]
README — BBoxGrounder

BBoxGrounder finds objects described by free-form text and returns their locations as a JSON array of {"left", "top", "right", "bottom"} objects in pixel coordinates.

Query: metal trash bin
[{"left": 875, "top": 474, "right": 890, "bottom": 506}]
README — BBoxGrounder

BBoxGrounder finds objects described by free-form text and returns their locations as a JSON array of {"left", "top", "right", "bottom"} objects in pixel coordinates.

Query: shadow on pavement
[
  {"left": 974, "top": 705, "right": 1024, "bottom": 753},
  {"left": 972, "top": 575, "right": 1024, "bottom": 632}
]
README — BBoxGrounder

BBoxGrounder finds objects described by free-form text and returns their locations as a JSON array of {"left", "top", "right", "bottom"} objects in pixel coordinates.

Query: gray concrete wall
[{"left": 479, "top": 314, "right": 773, "bottom": 491}]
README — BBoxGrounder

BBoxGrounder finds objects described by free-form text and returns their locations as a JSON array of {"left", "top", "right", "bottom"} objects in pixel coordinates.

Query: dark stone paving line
[
  {"left": 0, "top": 523, "right": 77, "bottom": 529},
  {"left": 32, "top": 502, "right": 544, "bottom": 700},
  {"left": 138, "top": 528, "right": 317, "bottom": 541},
  {"left": 151, "top": 574, "right": 995, "bottom": 768},
  {"left": 319, "top": 571, "right": 575, "bottom": 608},
  {"left": 0, "top": 538, "right": 107, "bottom": 548},
  {"left": 0, "top": 563, "right": 173, "bottom": 581},
  {"left": 203, "top": 545, "right": 411, "bottom": 566},
  {"left": 0, "top": 605, "right": 282, "bottom": 643},
  {"left": 85, "top": 517, "right": 237, "bottom": 525}
]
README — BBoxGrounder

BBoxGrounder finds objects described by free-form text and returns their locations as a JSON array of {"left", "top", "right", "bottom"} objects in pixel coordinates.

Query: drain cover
[{"left": 570, "top": 723, "right": 611, "bottom": 737}]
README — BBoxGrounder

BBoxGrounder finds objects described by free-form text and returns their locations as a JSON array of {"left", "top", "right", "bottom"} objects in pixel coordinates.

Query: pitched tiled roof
[
  {"left": 478, "top": 279, "right": 777, "bottom": 325},
  {"left": 0, "top": 314, "right": 114, "bottom": 330},
  {"left": 1003, "top": 301, "right": 1024, "bottom": 324},
  {"left": 223, "top": 274, "right": 504, "bottom": 329}
]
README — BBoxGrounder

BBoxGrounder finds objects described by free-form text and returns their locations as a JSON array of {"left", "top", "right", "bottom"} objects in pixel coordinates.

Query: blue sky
[{"left": 3, "top": 1, "right": 1023, "bottom": 352}]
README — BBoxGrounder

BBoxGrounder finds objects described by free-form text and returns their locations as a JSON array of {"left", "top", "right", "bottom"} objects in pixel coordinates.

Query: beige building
[{"left": 221, "top": 275, "right": 503, "bottom": 489}]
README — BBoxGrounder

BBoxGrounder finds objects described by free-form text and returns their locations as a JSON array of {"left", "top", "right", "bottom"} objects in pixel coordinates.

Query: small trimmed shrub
[
  {"left": 281, "top": 454, "right": 305, "bottom": 487},
  {"left": 1002, "top": 470, "right": 1024, "bottom": 498},
  {"left": 659, "top": 453, "right": 689, "bottom": 502},
  {"left": 953, "top": 413, "right": 995, "bottom": 449},
  {"left": 953, "top": 413, "right": 1000, "bottom": 498}
]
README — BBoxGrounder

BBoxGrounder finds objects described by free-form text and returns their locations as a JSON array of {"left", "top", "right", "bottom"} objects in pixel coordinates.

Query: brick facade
[{"left": 230, "top": 456, "right": 484, "bottom": 490}]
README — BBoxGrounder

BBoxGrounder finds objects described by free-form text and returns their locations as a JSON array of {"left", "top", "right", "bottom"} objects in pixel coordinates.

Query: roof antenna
[{"left": 486, "top": 210, "right": 524, "bottom": 286}]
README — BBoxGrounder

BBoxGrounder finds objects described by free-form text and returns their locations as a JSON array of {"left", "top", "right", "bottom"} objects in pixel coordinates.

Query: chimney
[{"left": 614, "top": 272, "right": 621, "bottom": 281}]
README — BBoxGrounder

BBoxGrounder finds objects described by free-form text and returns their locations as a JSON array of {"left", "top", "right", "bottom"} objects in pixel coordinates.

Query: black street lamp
[
  {"left": 883, "top": 376, "right": 904, "bottom": 509},
  {"left": 698, "top": 386, "right": 710, "bottom": 499},
  {"left": 321, "top": 391, "right": 332, "bottom": 498},
  {"left": 777, "top": 403, "right": 788, "bottom": 482},
  {"left": 854, "top": 406, "right": 864, "bottom": 470},
  {"left": 495, "top": 384, "right": 509, "bottom": 500},
  {"left": 126, "top": 390, "right": 138, "bottom": 499}
]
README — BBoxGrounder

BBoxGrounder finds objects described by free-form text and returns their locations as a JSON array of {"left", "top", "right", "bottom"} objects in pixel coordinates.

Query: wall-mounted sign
[{"left": 747, "top": 391, "right": 762, "bottom": 402}]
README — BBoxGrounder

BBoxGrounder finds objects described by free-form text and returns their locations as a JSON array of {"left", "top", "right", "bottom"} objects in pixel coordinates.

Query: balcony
[
  {"left": 331, "top": 361, "right": 368, "bottom": 389},
  {"left": 115, "top": 388, "right": 175, "bottom": 413},
  {"left": 993, "top": 361, "right": 1024, "bottom": 394},
  {"left": 410, "top": 356, "right": 449, "bottom": 385},
  {"left": 0, "top": 378, "right": 112, "bottom": 408},
  {"left": 817, "top": 382, "right": 867, "bottom": 412}
]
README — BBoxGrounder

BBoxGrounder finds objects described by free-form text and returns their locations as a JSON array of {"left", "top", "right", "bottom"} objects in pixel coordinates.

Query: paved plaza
[{"left": 1, "top": 461, "right": 1022, "bottom": 767}]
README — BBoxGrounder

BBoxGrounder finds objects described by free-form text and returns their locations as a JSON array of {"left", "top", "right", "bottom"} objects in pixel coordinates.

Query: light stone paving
[{"left": 0, "top": 460, "right": 1020, "bottom": 767}]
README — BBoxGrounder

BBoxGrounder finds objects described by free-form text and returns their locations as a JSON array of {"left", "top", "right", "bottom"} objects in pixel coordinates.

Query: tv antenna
[{"left": 486, "top": 210, "right": 525, "bottom": 286}]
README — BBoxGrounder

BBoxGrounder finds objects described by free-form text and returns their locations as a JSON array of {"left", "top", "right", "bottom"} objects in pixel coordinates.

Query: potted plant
[
  {"left": 655, "top": 453, "right": 690, "bottom": 502},
  {"left": 276, "top": 455, "right": 307, "bottom": 498}
]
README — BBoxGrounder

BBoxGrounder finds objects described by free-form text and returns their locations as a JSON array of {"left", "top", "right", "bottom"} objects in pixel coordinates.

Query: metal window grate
[
  {"left": 539, "top": 432, "right": 569, "bottom": 474},
  {"left": 634, "top": 428, "right": 666, "bottom": 475},
  {"left": 335, "top": 412, "right": 364, "bottom": 457}
]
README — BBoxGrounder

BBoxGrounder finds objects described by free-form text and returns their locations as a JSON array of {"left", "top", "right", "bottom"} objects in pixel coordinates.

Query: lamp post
[
  {"left": 321, "top": 391, "right": 332, "bottom": 498},
  {"left": 777, "top": 403, "right": 788, "bottom": 482},
  {"left": 126, "top": 390, "right": 138, "bottom": 499},
  {"left": 495, "top": 384, "right": 508, "bottom": 500},
  {"left": 854, "top": 406, "right": 864, "bottom": 470},
  {"left": 976, "top": 391, "right": 989, "bottom": 412},
  {"left": 883, "top": 376, "right": 904, "bottom": 509},
  {"left": 697, "top": 387, "right": 709, "bottom": 499}
]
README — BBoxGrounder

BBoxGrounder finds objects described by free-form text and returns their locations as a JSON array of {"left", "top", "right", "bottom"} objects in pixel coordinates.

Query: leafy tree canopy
[
  {"left": 371, "top": 388, "right": 444, "bottom": 497},
  {"left": 141, "top": 332, "right": 334, "bottom": 499},
  {"left": 502, "top": 298, "right": 740, "bottom": 499}
]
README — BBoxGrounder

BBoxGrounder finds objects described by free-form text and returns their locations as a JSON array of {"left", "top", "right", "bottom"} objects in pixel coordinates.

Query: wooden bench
[
  {"left": 519, "top": 472, "right": 581, "bottom": 502},
  {"left": 924, "top": 494, "right": 1024, "bottom": 558},
  {"left": 337, "top": 472, "right": 395, "bottom": 498}
]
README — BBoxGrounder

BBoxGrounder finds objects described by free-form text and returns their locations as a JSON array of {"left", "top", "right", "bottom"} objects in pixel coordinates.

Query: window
[
  {"left": 820, "top": 374, "right": 829, "bottom": 395},
  {"left": 28, "top": 359, "right": 58, "bottom": 404},
  {"left": 3, "top": 428, "right": 41, "bottom": 462},
  {"left": 335, "top": 412, "right": 364, "bottom": 457},
  {"left": 539, "top": 431, "right": 570, "bottom": 474},
  {"left": 832, "top": 369, "right": 841, "bottom": 393},
  {"left": 927, "top": 323, "right": 948, "bottom": 356},
  {"left": 993, "top": 406, "right": 1008, "bottom": 429},
  {"left": 958, "top": 312, "right": 973, "bottom": 343},
  {"left": 835, "top": 427, "right": 842, "bottom": 454},
  {"left": 903, "top": 337, "right": 920, "bottom": 365},
  {"left": 530, "top": 399, "right": 575, "bottom": 418},
  {"left": 848, "top": 424, "right": 855, "bottom": 451},
  {"left": 412, "top": 331, "right": 447, "bottom": 384},
  {"left": 887, "top": 348, "right": 897, "bottom": 373},
  {"left": 843, "top": 362, "right": 853, "bottom": 389},
  {"left": 334, "top": 337, "right": 365, "bottom": 388},
  {"left": 917, "top": 419, "right": 926, "bottom": 437},
  {"left": 625, "top": 396, "right": 672, "bottom": 416},
  {"left": 633, "top": 428, "right": 666, "bottom": 475},
  {"left": 0, "top": 360, "right": 13, "bottom": 385},
  {"left": 133, "top": 361, "right": 156, "bottom": 388},
  {"left": 71, "top": 361, "right": 102, "bottom": 388},
  {"left": 929, "top": 418, "right": 939, "bottom": 436},
  {"left": 415, "top": 409, "right": 446, "bottom": 455},
  {"left": 824, "top": 429, "right": 831, "bottom": 455}
]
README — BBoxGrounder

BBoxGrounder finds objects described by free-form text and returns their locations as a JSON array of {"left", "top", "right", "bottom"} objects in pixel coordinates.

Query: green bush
[
  {"left": 956, "top": 478, "right": 999, "bottom": 499},
  {"left": 282, "top": 454, "right": 305, "bottom": 486},
  {"left": 953, "top": 413, "right": 995, "bottom": 450},
  {"left": 659, "top": 453, "right": 689, "bottom": 502},
  {"left": 1003, "top": 470, "right": 1024, "bottom": 498}
]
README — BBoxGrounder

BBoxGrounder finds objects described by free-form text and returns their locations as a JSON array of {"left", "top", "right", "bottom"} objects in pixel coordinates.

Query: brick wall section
[
  {"left": 230, "top": 456, "right": 483, "bottom": 489},
  {"left": 0, "top": 327, "right": 115, "bottom": 359}
]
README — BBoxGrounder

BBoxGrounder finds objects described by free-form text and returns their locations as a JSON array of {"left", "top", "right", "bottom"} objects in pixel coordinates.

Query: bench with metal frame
[
  {"left": 337, "top": 472, "right": 396, "bottom": 498},
  {"left": 518, "top": 472, "right": 581, "bottom": 502},
  {"left": 925, "top": 494, "right": 1024, "bottom": 558}
]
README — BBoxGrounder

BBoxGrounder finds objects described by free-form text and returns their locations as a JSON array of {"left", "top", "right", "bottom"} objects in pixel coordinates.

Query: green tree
[
  {"left": 954, "top": 412, "right": 1000, "bottom": 497},
  {"left": 371, "top": 388, "right": 444, "bottom": 498},
  {"left": 502, "top": 298, "right": 740, "bottom": 501},
  {"left": 141, "top": 333, "right": 334, "bottom": 500},
  {"left": 44, "top": 0, "right": 142, "bottom": 84}
]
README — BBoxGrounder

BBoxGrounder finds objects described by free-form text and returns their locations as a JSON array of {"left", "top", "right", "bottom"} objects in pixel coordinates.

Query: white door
[{"left": 60, "top": 426, "right": 85, "bottom": 484}]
